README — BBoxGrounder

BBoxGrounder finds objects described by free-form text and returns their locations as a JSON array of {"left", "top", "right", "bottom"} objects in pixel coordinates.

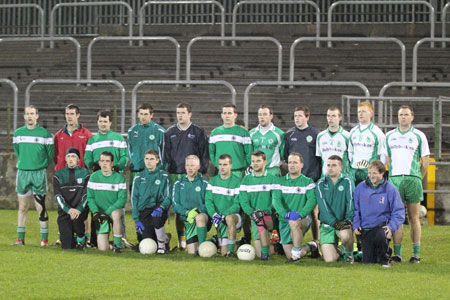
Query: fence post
[
  {"left": 113, "top": 105, "right": 118, "bottom": 132},
  {"left": 434, "top": 103, "right": 441, "bottom": 160},
  {"left": 7, "top": 104, "right": 11, "bottom": 153}
]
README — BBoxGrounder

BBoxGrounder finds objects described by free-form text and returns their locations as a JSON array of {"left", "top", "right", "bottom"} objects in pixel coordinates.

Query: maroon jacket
[{"left": 54, "top": 124, "right": 93, "bottom": 171}]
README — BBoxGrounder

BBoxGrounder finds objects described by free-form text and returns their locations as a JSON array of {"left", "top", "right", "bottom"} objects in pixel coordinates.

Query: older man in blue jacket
[{"left": 353, "top": 160, "right": 405, "bottom": 267}]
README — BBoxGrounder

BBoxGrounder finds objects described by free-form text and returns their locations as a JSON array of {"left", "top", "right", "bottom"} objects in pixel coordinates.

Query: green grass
[{"left": 1, "top": 209, "right": 449, "bottom": 299}]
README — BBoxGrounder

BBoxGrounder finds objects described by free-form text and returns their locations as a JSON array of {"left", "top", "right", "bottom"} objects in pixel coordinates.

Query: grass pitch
[{"left": 1, "top": 209, "right": 449, "bottom": 299}]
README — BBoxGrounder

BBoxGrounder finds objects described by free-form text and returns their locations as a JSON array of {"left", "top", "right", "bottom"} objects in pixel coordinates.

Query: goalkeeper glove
[
  {"left": 333, "top": 220, "right": 352, "bottom": 231},
  {"left": 135, "top": 221, "right": 145, "bottom": 235},
  {"left": 186, "top": 208, "right": 200, "bottom": 224},
  {"left": 284, "top": 211, "right": 301, "bottom": 221},
  {"left": 355, "top": 159, "right": 369, "bottom": 169},
  {"left": 92, "top": 212, "right": 100, "bottom": 224},
  {"left": 212, "top": 213, "right": 224, "bottom": 227},
  {"left": 250, "top": 209, "right": 265, "bottom": 224},
  {"left": 98, "top": 213, "right": 109, "bottom": 224},
  {"left": 151, "top": 207, "right": 164, "bottom": 217}
]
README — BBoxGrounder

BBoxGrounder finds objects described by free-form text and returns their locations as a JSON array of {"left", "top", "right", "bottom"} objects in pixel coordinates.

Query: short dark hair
[
  {"left": 258, "top": 105, "right": 273, "bottom": 115},
  {"left": 327, "top": 155, "right": 342, "bottom": 165},
  {"left": 288, "top": 152, "right": 304, "bottom": 163},
  {"left": 100, "top": 150, "right": 114, "bottom": 162},
  {"left": 218, "top": 154, "right": 232, "bottom": 164},
  {"left": 65, "top": 104, "right": 80, "bottom": 114},
  {"left": 222, "top": 103, "right": 237, "bottom": 114},
  {"left": 398, "top": 104, "right": 414, "bottom": 116},
  {"left": 368, "top": 160, "right": 385, "bottom": 174},
  {"left": 145, "top": 149, "right": 159, "bottom": 158},
  {"left": 96, "top": 109, "right": 113, "bottom": 121},
  {"left": 138, "top": 103, "right": 154, "bottom": 114},
  {"left": 327, "top": 106, "right": 342, "bottom": 117},
  {"left": 294, "top": 106, "right": 310, "bottom": 118},
  {"left": 176, "top": 103, "right": 192, "bottom": 113},
  {"left": 251, "top": 150, "right": 266, "bottom": 160}
]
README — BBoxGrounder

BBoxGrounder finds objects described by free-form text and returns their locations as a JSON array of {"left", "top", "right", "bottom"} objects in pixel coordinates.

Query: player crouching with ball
[{"left": 353, "top": 160, "right": 405, "bottom": 267}]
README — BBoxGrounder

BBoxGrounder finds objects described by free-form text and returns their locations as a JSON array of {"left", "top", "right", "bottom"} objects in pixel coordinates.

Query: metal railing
[
  {"left": 289, "top": 37, "right": 406, "bottom": 84},
  {"left": 139, "top": 1, "right": 225, "bottom": 46},
  {"left": 87, "top": 36, "right": 181, "bottom": 82},
  {"left": 232, "top": 0, "right": 320, "bottom": 47},
  {"left": 442, "top": 2, "right": 450, "bottom": 47},
  {"left": 49, "top": 1, "right": 133, "bottom": 48},
  {"left": 327, "top": 1, "right": 435, "bottom": 48},
  {"left": 0, "top": 78, "right": 18, "bottom": 131},
  {"left": 0, "top": 37, "right": 81, "bottom": 81},
  {"left": 25, "top": 79, "right": 126, "bottom": 133},
  {"left": 412, "top": 37, "right": 450, "bottom": 85},
  {"left": 186, "top": 36, "right": 283, "bottom": 83},
  {"left": 131, "top": 80, "right": 236, "bottom": 125},
  {"left": 243, "top": 80, "right": 370, "bottom": 128},
  {"left": 0, "top": 4, "right": 45, "bottom": 48}
]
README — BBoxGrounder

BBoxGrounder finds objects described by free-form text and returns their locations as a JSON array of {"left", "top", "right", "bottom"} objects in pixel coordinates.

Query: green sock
[
  {"left": 85, "top": 232, "right": 91, "bottom": 240},
  {"left": 57, "top": 232, "right": 61, "bottom": 241},
  {"left": 412, "top": 243, "right": 420, "bottom": 257},
  {"left": 77, "top": 236, "right": 86, "bottom": 245},
  {"left": 197, "top": 226, "right": 207, "bottom": 245},
  {"left": 261, "top": 245, "right": 269, "bottom": 255},
  {"left": 394, "top": 244, "right": 402, "bottom": 256},
  {"left": 227, "top": 240, "right": 235, "bottom": 253},
  {"left": 40, "top": 227, "right": 48, "bottom": 240},
  {"left": 343, "top": 249, "right": 353, "bottom": 259},
  {"left": 113, "top": 235, "right": 124, "bottom": 248},
  {"left": 17, "top": 227, "right": 26, "bottom": 240}
]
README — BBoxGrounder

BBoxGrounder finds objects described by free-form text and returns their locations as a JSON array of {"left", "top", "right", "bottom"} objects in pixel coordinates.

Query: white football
[
  {"left": 419, "top": 205, "right": 427, "bottom": 218},
  {"left": 198, "top": 241, "right": 217, "bottom": 258},
  {"left": 237, "top": 244, "right": 256, "bottom": 261},
  {"left": 139, "top": 238, "right": 157, "bottom": 254}
]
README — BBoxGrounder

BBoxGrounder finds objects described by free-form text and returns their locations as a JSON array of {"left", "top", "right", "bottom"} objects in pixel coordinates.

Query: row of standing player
[{"left": 11, "top": 102, "right": 429, "bottom": 264}]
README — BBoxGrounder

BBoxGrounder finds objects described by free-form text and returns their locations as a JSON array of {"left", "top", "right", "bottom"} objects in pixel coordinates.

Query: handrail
[
  {"left": 139, "top": 1, "right": 225, "bottom": 46},
  {"left": 0, "top": 79, "right": 18, "bottom": 130},
  {"left": 442, "top": 2, "right": 450, "bottom": 47},
  {"left": 289, "top": 37, "right": 406, "bottom": 84},
  {"left": 0, "top": 4, "right": 45, "bottom": 48},
  {"left": 131, "top": 80, "right": 236, "bottom": 125},
  {"left": 0, "top": 37, "right": 81, "bottom": 81},
  {"left": 328, "top": 1, "right": 435, "bottom": 48},
  {"left": 379, "top": 81, "right": 450, "bottom": 97},
  {"left": 25, "top": 79, "right": 126, "bottom": 133},
  {"left": 87, "top": 36, "right": 180, "bottom": 81},
  {"left": 244, "top": 80, "right": 370, "bottom": 128},
  {"left": 412, "top": 38, "right": 450, "bottom": 85},
  {"left": 232, "top": 0, "right": 320, "bottom": 47},
  {"left": 186, "top": 36, "right": 283, "bottom": 83},
  {"left": 50, "top": 1, "right": 133, "bottom": 48}
]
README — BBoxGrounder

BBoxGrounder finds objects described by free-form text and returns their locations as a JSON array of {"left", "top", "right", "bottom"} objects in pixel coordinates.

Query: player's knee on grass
[
  {"left": 321, "top": 244, "right": 340, "bottom": 263},
  {"left": 186, "top": 236, "right": 198, "bottom": 254},
  {"left": 97, "top": 233, "right": 110, "bottom": 251},
  {"left": 338, "top": 228, "right": 354, "bottom": 250}
]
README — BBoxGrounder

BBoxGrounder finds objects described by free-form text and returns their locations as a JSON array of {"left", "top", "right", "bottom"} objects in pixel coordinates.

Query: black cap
[{"left": 65, "top": 147, "right": 80, "bottom": 159}]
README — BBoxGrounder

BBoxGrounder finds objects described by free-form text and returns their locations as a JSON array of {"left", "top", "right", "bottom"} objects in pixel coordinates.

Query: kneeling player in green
[
  {"left": 87, "top": 151, "right": 127, "bottom": 252},
  {"left": 172, "top": 155, "right": 209, "bottom": 254},
  {"left": 53, "top": 148, "right": 90, "bottom": 250},
  {"left": 273, "top": 152, "right": 319, "bottom": 262},
  {"left": 315, "top": 155, "right": 355, "bottom": 263},
  {"left": 131, "top": 150, "right": 171, "bottom": 253},
  {"left": 239, "top": 151, "right": 279, "bottom": 260},
  {"left": 206, "top": 154, "right": 242, "bottom": 257}
]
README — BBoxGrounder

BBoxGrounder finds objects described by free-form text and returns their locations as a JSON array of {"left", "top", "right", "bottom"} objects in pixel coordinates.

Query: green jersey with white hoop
[
  {"left": 84, "top": 130, "right": 128, "bottom": 171},
  {"left": 209, "top": 125, "right": 253, "bottom": 171},
  {"left": 239, "top": 170, "right": 279, "bottom": 216},
  {"left": 348, "top": 122, "right": 386, "bottom": 168},
  {"left": 13, "top": 125, "right": 54, "bottom": 170},
  {"left": 385, "top": 126, "right": 430, "bottom": 178},
  {"left": 87, "top": 170, "right": 127, "bottom": 215},
  {"left": 316, "top": 126, "right": 350, "bottom": 176},
  {"left": 250, "top": 123, "right": 285, "bottom": 169},
  {"left": 205, "top": 174, "right": 241, "bottom": 217}
]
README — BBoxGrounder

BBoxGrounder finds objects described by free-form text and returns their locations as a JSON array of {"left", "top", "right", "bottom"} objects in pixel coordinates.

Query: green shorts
[
  {"left": 279, "top": 215, "right": 312, "bottom": 245},
  {"left": 97, "top": 220, "right": 111, "bottom": 235},
  {"left": 16, "top": 169, "right": 47, "bottom": 196},
  {"left": 216, "top": 214, "right": 242, "bottom": 239},
  {"left": 389, "top": 175, "right": 423, "bottom": 204},
  {"left": 320, "top": 223, "right": 339, "bottom": 245},
  {"left": 185, "top": 221, "right": 198, "bottom": 241},
  {"left": 266, "top": 167, "right": 281, "bottom": 177},
  {"left": 349, "top": 168, "right": 368, "bottom": 186}
]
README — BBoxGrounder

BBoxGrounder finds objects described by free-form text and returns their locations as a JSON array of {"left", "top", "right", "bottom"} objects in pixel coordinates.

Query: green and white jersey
[
  {"left": 385, "top": 127, "right": 430, "bottom": 178},
  {"left": 348, "top": 122, "right": 385, "bottom": 168},
  {"left": 205, "top": 174, "right": 241, "bottom": 217},
  {"left": 84, "top": 130, "right": 129, "bottom": 171},
  {"left": 250, "top": 123, "right": 285, "bottom": 168},
  {"left": 239, "top": 170, "right": 279, "bottom": 216},
  {"left": 87, "top": 170, "right": 127, "bottom": 215},
  {"left": 316, "top": 126, "right": 350, "bottom": 175},
  {"left": 13, "top": 125, "right": 54, "bottom": 170},
  {"left": 209, "top": 125, "right": 253, "bottom": 171}
]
